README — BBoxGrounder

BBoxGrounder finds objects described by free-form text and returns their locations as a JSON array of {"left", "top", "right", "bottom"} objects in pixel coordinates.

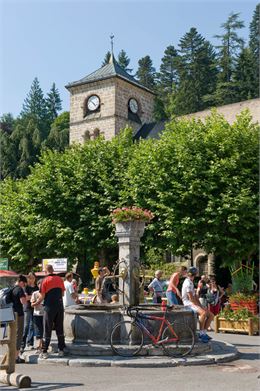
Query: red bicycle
[{"left": 110, "top": 306, "right": 195, "bottom": 357}]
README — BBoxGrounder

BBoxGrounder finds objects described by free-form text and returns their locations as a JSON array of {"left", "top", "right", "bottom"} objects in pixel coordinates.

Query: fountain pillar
[{"left": 115, "top": 221, "right": 146, "bottom": 306}]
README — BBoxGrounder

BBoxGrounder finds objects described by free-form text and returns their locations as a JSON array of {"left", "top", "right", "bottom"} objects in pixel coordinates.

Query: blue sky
[{"left": 0, "top": 0, "right": 258, "bottom": 116}]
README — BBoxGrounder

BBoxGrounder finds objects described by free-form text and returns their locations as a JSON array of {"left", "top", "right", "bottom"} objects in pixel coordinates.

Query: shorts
[{"left": 33, "top": 315, "right": 43, "bottom": 339}]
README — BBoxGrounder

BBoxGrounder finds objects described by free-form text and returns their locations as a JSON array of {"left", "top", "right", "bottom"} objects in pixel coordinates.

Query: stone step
[{"left": 51, "top": 341, "right": 211, "bottom": 357}]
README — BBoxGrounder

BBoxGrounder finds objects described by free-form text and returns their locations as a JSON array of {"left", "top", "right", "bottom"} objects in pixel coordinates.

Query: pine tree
[
  {"left": 249, "top": 4, "right": 259, "bottom": 98},
  {"left": 102, "top": 51, "right": 111, "bottom": 66},
  {"left": 249, "top": 4, "right": 260, "bottom": 60},
  {"left": 234, "top": 47, "right": 258, "bottom": 100},
  {"left": 215, "top": 12, "right": 245, "bottom": 83},
  {"left": 158, "top": 45, "right": 179, "bottom": 94},
  {"left": 21, "top": 77, "right": 47, "bottom": 122},
  {"left": 0, "top": 113, "right": 15, "bottom": 135},
  {"left": 117, "top": 50, "right": 133, "bottom": 73},
  {"left": 173, "top": 28, "right": 218, "bottom": 115},
  {"left": 46, "top": 83, "right": 62, "bottom": 124},
  {"left": 136, "top": 55, "right": 156, "bottom": 90}
]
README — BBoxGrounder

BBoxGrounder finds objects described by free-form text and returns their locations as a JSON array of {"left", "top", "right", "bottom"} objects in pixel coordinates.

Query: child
[
  {"left": 31, "top": 280, "right": 44, "bottom": 353},
  {"left": 110, "top": 294, "right": 119, "bottom": 304}
]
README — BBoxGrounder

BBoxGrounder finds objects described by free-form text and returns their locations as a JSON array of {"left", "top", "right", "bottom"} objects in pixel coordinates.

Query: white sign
[{"left": 42, "top": 258, "right": 67, "bottom": 272}]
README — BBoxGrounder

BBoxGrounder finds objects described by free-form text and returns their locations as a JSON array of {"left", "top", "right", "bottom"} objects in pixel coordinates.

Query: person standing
[
  {"left": 36, "top": 264, "right": 65, "bottom": 359},
  {"left": 95, "top": 266, "right": 111, "bottom": 303},
  {"left": 148, "top": 270, "right": 164, "bottom": 304},
  {"left": 10, "top": 275, "right": 27, "bottom": 363},
  {"left": 166, "top": 266, "right": 187, "bottom": 305},
  {"left": 63, "top": 272, "right": 78, "bottom": 308},
  {"left": 182, "top": 267, "right": 214, "bottom": 343},
  {"left": 197, "top": 275, "right": 209, "bottom": 308},
  {"left": 207, "top": 277, "right": 224, "bottom": 316},
  {"left": 31, "top": 279, "right": 44, "bottom": 353},
  {"left": 21, "top": 271, "right": 38, "bottom": 352}
]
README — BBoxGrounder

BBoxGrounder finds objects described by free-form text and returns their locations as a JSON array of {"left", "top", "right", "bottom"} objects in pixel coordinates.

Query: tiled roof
[
  {"left": 66, "top": 54, "right": 155, "bottom": 94},
  {"left": 133, "top": 120, "right": 167, "bottom": 140}
]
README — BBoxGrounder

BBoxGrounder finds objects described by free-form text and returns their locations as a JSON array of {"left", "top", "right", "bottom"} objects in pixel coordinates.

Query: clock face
[
  {"left": 87, "top": 95, "right": 100, "bottom": 111},
  {"left": 129, "top": 98, "right": 138, "bottom": 114}
]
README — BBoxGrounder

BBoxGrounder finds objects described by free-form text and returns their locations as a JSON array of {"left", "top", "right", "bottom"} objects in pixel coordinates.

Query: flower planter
[
  {"left": 230, "top": 300, "right": 258, "bottom": 315},
  {"left": 214, "top": 316, "right": 259, "bottom": 336}
]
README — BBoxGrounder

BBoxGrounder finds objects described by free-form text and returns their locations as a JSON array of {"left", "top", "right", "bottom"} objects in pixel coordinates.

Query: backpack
[
  {"left": 0, "top": 287, "right": 13, "bottom": 308},
  {"left": 206, "top": 290, "right": 219, "bottom": 306}
]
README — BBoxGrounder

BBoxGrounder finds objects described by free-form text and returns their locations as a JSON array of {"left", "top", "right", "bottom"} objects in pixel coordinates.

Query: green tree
[
  {"left": 102, "top": 51, "right": 111, "bottom": 66},
  {"left": 1, "top": 116, "right": 258, "bottom": 272},
  {"left": 249, "top": 4, "right": 260, "bottom": 60},
  {"left": 215, "top": 12, "right": 245, "bottom": 83},
  {"left": 234, "top": 47, "right": 258, "bottom": 100},
  {"left": 0, "top": 128, "right": 135, "bottom": 274},
  {"left": 249, "top": 4, "right": 260, "bottom": 97},
  {"left": 8, "top": 116, "right": 43, "bottom": 178},
  {"left": 0, "top": 113, "right": 15, "bottom": 135},
  {"left": 154, "top": 46, "right": 179, "bottom": 120},
  {"left": 0, "top": 131, "right": 17, "bottom": 179},
  {"left": 44, "top": 111, "right": 69, "bottom": 152},
  {"left": 117, "top": 49, "right": 133, "bottom": 73},
  {"left": 46, "top": 83, "right": 62, "bottom": 124},
  {"left": 173, "top": 28, "right": 218, "bottom": 115},
  {"left": 157, "top": 45, "right": 179, "bottom": 94},
  {"left": 20, "top": 78, "right": 48, "bottom": 127},
  {"left": 136, "top": 55, "right": 156, "bottom": 90},
  {"left": 126, "top": 111, "right": 259, "bottom": 266},
  {"left": 0, "top": 113, "right": 17, "bottom": 179}
]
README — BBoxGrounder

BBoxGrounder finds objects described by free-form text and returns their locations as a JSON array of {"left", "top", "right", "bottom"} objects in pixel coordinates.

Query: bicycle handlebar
[{"left": 126, "top": 304, "right": 176, "bottom": 318}]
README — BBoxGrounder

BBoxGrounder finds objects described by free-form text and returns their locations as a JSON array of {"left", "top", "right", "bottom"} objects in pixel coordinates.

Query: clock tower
[{"left": 66, "top": 54, "right": 155, "bottom": 143}]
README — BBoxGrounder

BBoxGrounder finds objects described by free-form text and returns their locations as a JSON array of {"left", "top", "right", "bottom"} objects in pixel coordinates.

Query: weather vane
[{"left": 110, "top": 33, "right": 114, "bottom": 56}]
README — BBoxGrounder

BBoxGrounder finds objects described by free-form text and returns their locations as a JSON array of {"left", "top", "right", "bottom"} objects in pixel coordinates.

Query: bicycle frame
[{"left": 134, "top": 311, "right": 178, "bottom": 345}]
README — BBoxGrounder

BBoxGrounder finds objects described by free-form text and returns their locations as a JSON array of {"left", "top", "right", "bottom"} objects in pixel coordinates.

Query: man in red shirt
[{"left": 36, "top": 264, "right": 65, "bottom": 359}]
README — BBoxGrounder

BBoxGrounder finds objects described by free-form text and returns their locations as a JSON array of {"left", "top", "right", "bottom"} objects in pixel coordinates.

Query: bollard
[
  {"left": 0, "top": 315, "right": 32, "bottom": 388},
  {"left": 0, "top": 371, "right": 31, "bottom": 388}
]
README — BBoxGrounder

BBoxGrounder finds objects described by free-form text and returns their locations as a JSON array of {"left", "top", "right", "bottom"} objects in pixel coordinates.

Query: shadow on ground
[
  {"left": 0, "top": 383, "right": 84, "bottom": 391},
  {"left": 237, "top": 352, "right": 260, "bottom": 361}
]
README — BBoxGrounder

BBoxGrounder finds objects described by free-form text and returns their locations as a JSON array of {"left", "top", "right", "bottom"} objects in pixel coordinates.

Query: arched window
[{"left": 93, "top": 128, "right": 100, "bottom": 139}]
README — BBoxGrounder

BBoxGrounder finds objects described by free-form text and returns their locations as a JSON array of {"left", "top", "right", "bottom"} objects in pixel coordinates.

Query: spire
[{"left": 109, "top": 33, "right": 115, "bottom": 64}]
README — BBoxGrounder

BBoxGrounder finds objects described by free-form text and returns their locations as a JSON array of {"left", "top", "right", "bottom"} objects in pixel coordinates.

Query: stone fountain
[{"left": 63, "top": 220, "right": 198, "bottom": 355}]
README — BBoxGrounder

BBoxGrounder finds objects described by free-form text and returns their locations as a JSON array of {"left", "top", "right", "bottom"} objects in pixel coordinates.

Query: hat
[{"left": 188, "top": 267, "right": 198, "bottom": 276}]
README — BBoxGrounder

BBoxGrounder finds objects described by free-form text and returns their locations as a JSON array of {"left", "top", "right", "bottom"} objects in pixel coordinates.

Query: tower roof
[{"left": 65, "top": 54, "right": 155, "bottom": 94}]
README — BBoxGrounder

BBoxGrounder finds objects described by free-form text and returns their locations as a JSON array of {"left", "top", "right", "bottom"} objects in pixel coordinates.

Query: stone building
[
  {"left": 66, "top": 55, "right": 259, "bottom": 276},
  {"left": 66, "top": 54, "right": 155, "bottom": 144}
]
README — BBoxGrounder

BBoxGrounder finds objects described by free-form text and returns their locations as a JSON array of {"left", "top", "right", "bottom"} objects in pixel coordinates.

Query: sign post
[
  {"left": 42, "top": 258, "right": 67, "bottom": 272},
  {"left": 0, "top": 258, "right": 9, "bottom": 270}
]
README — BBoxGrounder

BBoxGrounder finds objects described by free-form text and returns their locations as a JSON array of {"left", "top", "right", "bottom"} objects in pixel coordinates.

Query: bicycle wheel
[
  {"left": 161, "top": 321, "right": 195, "bottom": 357},
  {"left": 110, "top": 320, "right": 144, "bottom": 357}
]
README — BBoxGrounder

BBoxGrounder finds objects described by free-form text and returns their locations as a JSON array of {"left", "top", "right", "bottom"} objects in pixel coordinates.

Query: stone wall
[
  {"left": 183, "top": 98, "right": 260, "bottom": 124},
  {"left": 68, "top": 76, "right": 155, "bottom": 143},
  {"left": 69, "top": 79, "right": 117, "bottom": 143},
  {"left": 114, "top": 78, "right": 155, "bottom": 135}
]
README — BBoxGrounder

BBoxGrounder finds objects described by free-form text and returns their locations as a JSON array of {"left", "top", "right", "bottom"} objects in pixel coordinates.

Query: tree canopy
[{"left": 0, "top": 113, "right": 258, "bottom": 273}]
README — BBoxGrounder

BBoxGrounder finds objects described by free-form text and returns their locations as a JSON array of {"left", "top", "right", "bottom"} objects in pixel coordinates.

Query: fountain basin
[{"left": 64, "top": 304, "right": 197, "bottom": 344}]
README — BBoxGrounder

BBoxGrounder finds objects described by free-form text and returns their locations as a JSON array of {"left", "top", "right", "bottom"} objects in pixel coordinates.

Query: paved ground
[{"left": 0, "top": 330, "right": 259, "bottom": 390}]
